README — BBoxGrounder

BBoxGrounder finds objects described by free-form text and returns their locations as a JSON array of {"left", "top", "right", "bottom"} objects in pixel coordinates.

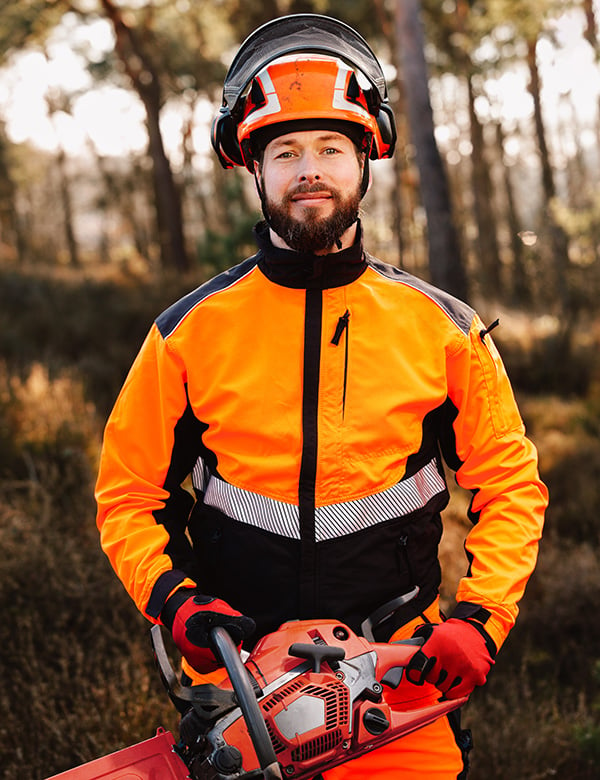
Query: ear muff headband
[{"left": 212, "top": 14, "right": 396, "bottom": 168}]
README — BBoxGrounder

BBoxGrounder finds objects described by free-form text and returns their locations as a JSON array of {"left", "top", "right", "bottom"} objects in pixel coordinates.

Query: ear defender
[
  {"left": 211, "top": 108, "right": 245, "bottom": 169},
  {"left": 375, "top": 103, "right": 397, "bottom": 159}
]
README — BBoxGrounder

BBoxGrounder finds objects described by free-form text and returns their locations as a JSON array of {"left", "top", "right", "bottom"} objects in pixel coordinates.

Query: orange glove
[
  {"left": 162, "top": 590, "right": 255, "bottom": 674},
  {"left": 405, "top": 618, "right": 495, "bottom": 699}
]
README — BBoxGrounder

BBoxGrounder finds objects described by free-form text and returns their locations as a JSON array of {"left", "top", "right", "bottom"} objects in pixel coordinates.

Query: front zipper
[
  {"left": 298, "top": 289, "right": 322, "bottom": 618},
  {"left": 331, "top": 309, "right": 350, "bottom": 418}
]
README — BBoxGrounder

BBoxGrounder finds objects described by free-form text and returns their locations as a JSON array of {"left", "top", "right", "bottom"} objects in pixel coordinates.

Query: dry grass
[{"left": 0, "top": 269, "right": 599, "bottom": 778}]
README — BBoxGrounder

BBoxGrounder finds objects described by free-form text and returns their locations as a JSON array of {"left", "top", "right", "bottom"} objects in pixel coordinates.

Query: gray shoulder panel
[
  {"left": 156, "top": 254, "right": 260, "bottom": 339},
  {"left": 366, "top": 254, "right": 474, "bottom": 336}
]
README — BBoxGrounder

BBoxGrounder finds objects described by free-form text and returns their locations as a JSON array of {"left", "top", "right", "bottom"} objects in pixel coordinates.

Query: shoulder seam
[
  {"left": 365, "top": 254, "right": 474, "bottom": 336},
  {"left": 156, "top": 256, "right": 259, "bottom": 339}
]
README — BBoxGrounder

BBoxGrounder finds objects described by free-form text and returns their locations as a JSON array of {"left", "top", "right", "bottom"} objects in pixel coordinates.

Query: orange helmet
[{"left": 212, "top": 14, "right": 396, "bottom": 171}]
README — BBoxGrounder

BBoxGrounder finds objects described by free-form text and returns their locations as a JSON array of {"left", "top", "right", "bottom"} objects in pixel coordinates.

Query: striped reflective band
[{"left": 198, "top": 458, "right": 446, "bottom": 542}]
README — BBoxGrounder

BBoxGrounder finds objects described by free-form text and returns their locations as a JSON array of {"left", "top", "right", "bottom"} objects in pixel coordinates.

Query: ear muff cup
[
  {"left": 211, "top": 108, "right": 245, "bottom": 168},
  {"left": 374, "top": 103, "right": 397, "bottom": 159}
]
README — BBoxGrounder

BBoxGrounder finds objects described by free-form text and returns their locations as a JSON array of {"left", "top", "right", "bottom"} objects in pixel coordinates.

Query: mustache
[{"left": 285, "top": 182, "right": 338, "bottom": 200}]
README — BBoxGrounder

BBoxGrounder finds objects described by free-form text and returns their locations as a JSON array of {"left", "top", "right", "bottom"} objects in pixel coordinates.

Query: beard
[{"left": 263, "top": 182, "right": 361, "bottom": 254}]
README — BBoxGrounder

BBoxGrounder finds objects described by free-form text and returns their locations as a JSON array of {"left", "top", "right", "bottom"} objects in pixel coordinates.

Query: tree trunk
[
  {"left": 526, "top": 37, "right": 570, "bottom": 308},
  {"left": 394, "top": 0, "right": 469, "bottom": 301},
  {"left": 494, "top": 121, "right": 530, "bottom": 305},
  {"left": 371, "top": 0, "right": 410, "bottom": 270},
  {"left": 99, "top": 0, "right": 189, "bottom": 272},
  {"left": 56, "top": 146, "right": 80, "bottom": 268},
  {"left": 0, "top": 129, "right": 26, "bottom": 263},
  {"left": 467, "top": 75, "right": 502, "bottom": 297},
  {"left": 583, "top": 0, "right": 598, "bottom": 49}
]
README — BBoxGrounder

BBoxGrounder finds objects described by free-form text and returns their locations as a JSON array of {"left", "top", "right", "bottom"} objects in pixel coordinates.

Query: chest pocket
[{"left": 472, "top": 322, "right": 523, "bottom": 439}]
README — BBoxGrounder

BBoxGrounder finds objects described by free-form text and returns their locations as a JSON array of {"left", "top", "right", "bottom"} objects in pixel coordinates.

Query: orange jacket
[{"left": 95, "top": 223, "right": 547, "bottom": 652}]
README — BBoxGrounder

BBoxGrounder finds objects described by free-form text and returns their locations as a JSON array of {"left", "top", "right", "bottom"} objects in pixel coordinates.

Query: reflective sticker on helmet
[
  {"left": 332, "top": 64, "right": 372, "bottom": 122},
  {"left": 245, "top": 69, "right": 282, "bottom": 124}
]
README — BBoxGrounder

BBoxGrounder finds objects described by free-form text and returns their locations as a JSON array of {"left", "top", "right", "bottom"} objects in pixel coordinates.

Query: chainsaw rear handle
[{"left": 211, "top": 626, "right": 283, "bottom": 780}]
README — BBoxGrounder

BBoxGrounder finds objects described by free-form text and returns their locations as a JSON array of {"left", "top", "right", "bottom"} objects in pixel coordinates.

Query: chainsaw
[
  {"left": 157, "top": 618, "right": 466, "bottom": 779},
  {"left": 46, "top": 618, "right": 466, "bottom": 779}
]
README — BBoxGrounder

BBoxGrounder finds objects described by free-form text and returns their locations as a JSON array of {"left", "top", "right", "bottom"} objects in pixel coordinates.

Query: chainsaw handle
[
  {"left": 211, "top": 626, "right": 282, "bottom": 780},
  {"left": 369, "top": 636, "right": 425, "bottom": 689}
]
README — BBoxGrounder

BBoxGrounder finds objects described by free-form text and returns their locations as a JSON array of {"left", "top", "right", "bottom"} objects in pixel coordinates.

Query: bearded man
[{"left": 95, "top": 15, "right": 547, "bottom": 779}]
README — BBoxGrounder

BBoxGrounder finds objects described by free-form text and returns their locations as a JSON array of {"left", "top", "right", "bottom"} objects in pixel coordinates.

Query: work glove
[
  {"left": 405, "top": 618, "right": 495, "bottom": 699},
  {"left": 162, "top": 589, "right": 256, "bottom": 674}
]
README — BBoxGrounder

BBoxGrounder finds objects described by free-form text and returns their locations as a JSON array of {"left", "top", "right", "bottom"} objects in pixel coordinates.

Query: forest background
[{"left": 0, "top": 1, "right": 599, "bottom": 778}]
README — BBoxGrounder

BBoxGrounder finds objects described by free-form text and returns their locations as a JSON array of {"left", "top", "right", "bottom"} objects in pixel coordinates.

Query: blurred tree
[
  {"left": 443, "top": 0, "right": 504, "bottom": 299},
  {"left": 45, "top": 83, "right": 81, "bottom": 268},
  {"left": 0, "top": 123, "right": 25, "bottom": 263},
  {"left": 0, "top": 0, "right": 75, "bottom": 265},
  {"left": 395, "top": 0, "right": 469, "bottom": 301},
  {"left": 493, "top": 120, "right": 531, "bottom": 305},
  {"left": 468, "top": 0, "right": 572, "bottom": 309},
  {"left": 96, "top": 0, "right": 188, "bottom": 271},
  {"left": 583, "top": 0, "right": 598, "bottom": 50}
]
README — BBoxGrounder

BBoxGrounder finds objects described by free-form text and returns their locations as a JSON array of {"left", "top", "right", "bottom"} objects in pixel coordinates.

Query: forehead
[{"left": 266, "top": 129, "right": 354, "bottom": 152}]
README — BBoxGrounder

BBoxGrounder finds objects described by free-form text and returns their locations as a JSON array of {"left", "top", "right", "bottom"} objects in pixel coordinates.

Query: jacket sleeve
[
  {"left": 444, "top": 313, "right": 548, "bottom": 652},
  {"left": 95, "top": 324, "right": 199, "bottom": 623}
]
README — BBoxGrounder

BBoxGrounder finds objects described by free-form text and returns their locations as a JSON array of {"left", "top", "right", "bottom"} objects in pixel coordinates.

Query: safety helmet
[{"left": 212, "top": 14, "right": 396, "bottom": 172}]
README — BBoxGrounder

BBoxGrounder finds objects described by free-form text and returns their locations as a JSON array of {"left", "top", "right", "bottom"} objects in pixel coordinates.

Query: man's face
[{"left": 255, "top": 129, "right": 364, "bottom": 254}]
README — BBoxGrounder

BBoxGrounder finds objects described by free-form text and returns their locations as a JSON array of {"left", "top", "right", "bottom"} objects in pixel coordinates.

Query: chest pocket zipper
[
  {"left": 396, "top": 533, "right": 416, "bottom": 586},
  {"left": 331, "top": 309, "right": 350, "bottom": 418}
]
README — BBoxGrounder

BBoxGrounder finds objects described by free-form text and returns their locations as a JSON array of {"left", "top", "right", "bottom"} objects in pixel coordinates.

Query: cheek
[{"left": 262, "top": 170, "right": 294, "bottom": 203}]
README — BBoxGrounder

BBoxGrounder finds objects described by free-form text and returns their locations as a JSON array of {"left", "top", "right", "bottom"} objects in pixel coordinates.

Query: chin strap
[
  {"left": 360, "top": 133, "right": 374, "bottom": 198},
  {"left": 254, "top": 171, "right": 273, "bottom": 228}
]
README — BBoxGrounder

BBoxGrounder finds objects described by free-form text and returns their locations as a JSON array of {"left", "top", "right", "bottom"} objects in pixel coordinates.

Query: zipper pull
[
  {"left": 479, "top": 318, "right": 499, "bottom": 342},
  {"left": 331, "top": 309, "right": 350, "bottom": 345}
]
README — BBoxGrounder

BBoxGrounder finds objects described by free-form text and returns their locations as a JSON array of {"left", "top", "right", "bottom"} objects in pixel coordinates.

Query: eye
[{"left": 273, "top": 149, "right": 296, "bottom": 160}]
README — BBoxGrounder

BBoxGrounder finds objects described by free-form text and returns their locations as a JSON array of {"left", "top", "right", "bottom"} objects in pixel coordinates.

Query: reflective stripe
[
  {"left": 199, "top": 459, "right": 446, "bottom": 541},
  {"left": 204, "top": 474, "right": 300, "bottom": 538},
  {"left": 315, "top": 460, "right": 446, "bottom": 542},
  {"left": 192, "top": 457, "right": 209, "bottom": 494}
]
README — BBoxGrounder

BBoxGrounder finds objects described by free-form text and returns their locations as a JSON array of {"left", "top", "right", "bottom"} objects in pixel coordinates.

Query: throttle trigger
[{"left": 381, "top": 666, "right": 404, "bottom": 689}]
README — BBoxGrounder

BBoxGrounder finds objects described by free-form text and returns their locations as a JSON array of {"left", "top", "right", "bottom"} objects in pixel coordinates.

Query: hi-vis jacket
[{"left": 95, "top": 222, "right": 547, "bottom": 653}]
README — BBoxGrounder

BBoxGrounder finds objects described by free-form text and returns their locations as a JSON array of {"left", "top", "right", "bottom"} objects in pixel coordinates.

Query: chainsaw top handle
[{"left": 210, "top": 626, "right": 283, "bottom": 780}]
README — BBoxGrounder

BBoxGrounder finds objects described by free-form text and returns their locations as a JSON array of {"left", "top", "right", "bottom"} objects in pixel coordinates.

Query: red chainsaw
[{"left": 46, "top": 619, "right": 466, "bottom": 779}]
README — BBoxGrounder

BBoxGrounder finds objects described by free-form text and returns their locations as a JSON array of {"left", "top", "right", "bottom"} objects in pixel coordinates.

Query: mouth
[{"left": 290, "top": 191, "right": 333, "bottom": 206}]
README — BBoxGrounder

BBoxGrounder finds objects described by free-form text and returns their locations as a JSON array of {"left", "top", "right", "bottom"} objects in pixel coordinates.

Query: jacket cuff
[
  {"left": 160, "top": 587, "right": 199, "bottom": 631},
  {"left": 451, "top": 601, "right": 498, "bottom": 657}
]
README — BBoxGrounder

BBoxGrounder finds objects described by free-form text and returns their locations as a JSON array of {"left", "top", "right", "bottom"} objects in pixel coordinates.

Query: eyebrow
[{"left": 270, "top": 132, "right": 348, "bottom": 150}]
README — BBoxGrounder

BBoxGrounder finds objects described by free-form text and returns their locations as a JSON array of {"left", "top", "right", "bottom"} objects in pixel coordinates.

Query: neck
[{"left": 268, "top": 221, "right": 359, "bottom": 255}]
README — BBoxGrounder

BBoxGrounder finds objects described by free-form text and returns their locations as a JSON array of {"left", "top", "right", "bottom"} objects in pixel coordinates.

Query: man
[{"left": 95, "top": 14, "right": 547, "bottom": 779}]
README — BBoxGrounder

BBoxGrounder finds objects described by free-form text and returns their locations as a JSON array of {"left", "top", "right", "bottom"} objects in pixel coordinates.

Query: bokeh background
[{"left": 1, "top": 2, "right": 599, "bottom": 778}]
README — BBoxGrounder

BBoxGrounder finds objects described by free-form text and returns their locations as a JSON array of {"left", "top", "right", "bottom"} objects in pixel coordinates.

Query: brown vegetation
[{"left": 0, "top": 267, "right": 599, "bottom": 779}]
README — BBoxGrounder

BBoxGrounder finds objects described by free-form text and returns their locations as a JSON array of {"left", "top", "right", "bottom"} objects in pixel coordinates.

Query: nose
[
  {"left": 299, "top": 169, "right": 321, "bottom": 183},
  {"left": 297, "top": 150, "right": 321, "bottom": 182}
]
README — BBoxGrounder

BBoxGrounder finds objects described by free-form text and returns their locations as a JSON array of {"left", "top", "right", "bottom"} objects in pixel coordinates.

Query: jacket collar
[{"left": 254, "top": 220, "right": 367, "bottom": 290}]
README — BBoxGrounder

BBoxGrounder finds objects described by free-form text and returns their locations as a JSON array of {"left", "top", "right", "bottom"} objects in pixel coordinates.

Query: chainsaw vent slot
[
  {"left": 291, "top": 728, "right": 343, "bottom": 761},
  {"left": 301, "top": 683, "right": 350, "bottom": 729},
  {"left": 265, "top": 720, "right": 287, "bottom": 754},
  {"left": 261, "top": 680, "right": 305, "bottom": 712}
]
